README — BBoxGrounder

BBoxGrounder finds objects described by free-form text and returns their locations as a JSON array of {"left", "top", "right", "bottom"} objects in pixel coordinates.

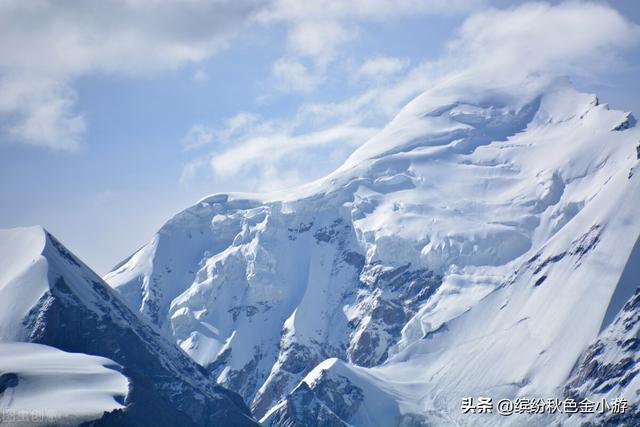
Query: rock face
[
  {"left": 105, "top": 74, "right": 640, "bottom": 424},
  {"left": 262, "top": 358, "right": 430, "bottom": 427},
  {"left": 106, "top": 198, "right": 443, "bottom": 418},
  {"left": 563, "top": 237, "right": 640, "bottom": 426},
  {"left": 0, "top": 227, "right": 257, "bottom": 426},
  {"left": 265, "top": 370, "right": 365, "bottom": 427}
]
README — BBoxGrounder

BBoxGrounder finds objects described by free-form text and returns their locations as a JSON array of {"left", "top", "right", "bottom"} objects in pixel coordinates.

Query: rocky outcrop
[
  {"left": 1, "top": 228, "right": 257, "bottom": 427},
  {"left": 563, "top": 288, "right": 640, "bottom": 426}
]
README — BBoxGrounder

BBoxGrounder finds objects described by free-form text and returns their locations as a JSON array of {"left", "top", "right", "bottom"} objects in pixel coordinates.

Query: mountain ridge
[{"left": 103, "top": 72, "right": 640, "bottom": 425}]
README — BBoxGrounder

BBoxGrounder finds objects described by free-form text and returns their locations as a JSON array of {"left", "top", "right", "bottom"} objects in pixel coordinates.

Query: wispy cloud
[
  {"left": 181, "top": 105, "right": 379, "bottom": 191},
  {"left": 210, "top": 124, "right": 377, "bottom": 176},
  {"left": 181, "top": 125, "right": 215, "bottom": 152},
  {"left": 257, "top": 0, "right": 483, "bottom": 93},
  {"left": 446, "top": 2, "right": 640, "bottom": 82},
  {"left": 193, "top": 69, "right": 210, "bottom": 83},
  {"left": 271, "top": 58, "right": 324, "bottom": 93},
  {"left": 356, "top": 56, "right": 409, "bottom": 82},
  {"left": 182, "top": 113, "right": 260, "bottom": 152}
]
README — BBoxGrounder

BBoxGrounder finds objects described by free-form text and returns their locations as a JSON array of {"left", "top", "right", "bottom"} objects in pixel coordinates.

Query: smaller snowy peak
[
  {"left": 262, "top": 358, "right": 405, "bottom": 427},
  {"left": 0, "top": 226, "right": 258, "bottom": 426},
  {"left": 0, "top": 342, "right": 128, "bottom": 426}
]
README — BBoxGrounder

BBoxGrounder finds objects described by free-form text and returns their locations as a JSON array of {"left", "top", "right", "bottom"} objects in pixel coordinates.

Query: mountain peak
[
  {"left": 104, "top": 73, "right": 640, "bottom": 424},
  {"left": 341, "top": 74, "right": 596, "bottom": 170}
]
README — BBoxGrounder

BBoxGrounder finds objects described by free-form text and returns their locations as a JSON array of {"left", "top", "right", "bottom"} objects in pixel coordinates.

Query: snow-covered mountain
[
  {"left": 102, "top": 73, "right": 639, "bottom": 425},
  {"left": 0, "top": 226, "right": 257, "bottom": 426}
]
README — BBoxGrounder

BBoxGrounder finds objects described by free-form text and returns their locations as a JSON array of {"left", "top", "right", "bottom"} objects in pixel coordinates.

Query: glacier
[{"left": 103, "top": 72, "right": 640, "bottom": 426}]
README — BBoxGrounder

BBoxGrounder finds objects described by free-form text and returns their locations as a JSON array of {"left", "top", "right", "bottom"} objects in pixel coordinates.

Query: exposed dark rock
[
  {"left": 533, "top": 275, "right": 547, "bottom": 287},
  {"left": 251, "top": 341, "right": 333, "bottom": 417},
  {"left": 264, "top": 370, "right": 364, "bottom": 427},
  {"left": 611, "top": 113, "right": 636, "bottom": 131},
  {"left": 563, "top": 288, "right": 640, "bottom": 426},
  {"left": 221, "top": 349, "right": 265, "bottom": 405},
  {"left": 0, "top": 373, "right": 18, "bottom": 394},
  {"left": 347, "top": 265, "right": 442, "bottom": 367},
  {"left": 48, "top": 233, "right": 82, "bottom": 268},
  {"left": 531, "top": 225, "right": 601, "bottom": 276},
  {"left": 266, "top": 382, "right": 348, "bottom": 427},
  {"left": 288, "top": 221, "right": 314, "bottom": 240},
  {"left": 280, "top": 343, "right": 321, "bottom": 374},
  {"left": 229, "top": 305, "right": 260, "bottom": 321},
  {"left": 533, "top": 252, "right": 567, "bottom": 275},
  {"left": 343, "top": 251, "right": 365, "bottom": 269}
]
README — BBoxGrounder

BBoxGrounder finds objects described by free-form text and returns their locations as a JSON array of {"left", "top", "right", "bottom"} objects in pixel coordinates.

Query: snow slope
[
  {"left": 0, "top": 342, "right": 128, "bottom": 426},
  {"left": 0, "top": 227, "right": 51, "bottom": 341},
  {"left": 106, "top": 73, "right": 640, "bottom": 424},
  {"left": 0, "top": 226, "right": 257, "bottom": 426}
]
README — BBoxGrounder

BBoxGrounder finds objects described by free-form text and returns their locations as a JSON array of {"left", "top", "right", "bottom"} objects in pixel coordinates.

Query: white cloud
[
  {"left": 180, "top": 106, "right": 378, "bottom": 191},
  {"left": 0, "top": 76, "right": 85, "bottom": 150},
  {"left": 446, "top": 2, "right": 640, "bottom": 84},
  {"left": 272, "top": 58, "right": 323, "bottom": 93},
  {"left": 210, "top": 124, "right": 377, "bottom": 177},
  {"left": 180, "top": 157, "right": 210, "bottom": 190},
  {"left": 0, "top": 0, "right": 262, "bottom": 150},
  {"left": 356, "top": 56, "right": 409, "bottom": 81},
  {"left": 182, "top": 125, "right": 215, "bottom": 152},
  {"left": 193, "top": 69, "right": 210, "bottom": 83},
  {"left": 0, "top": 0, "right": 483, "bottom": 149},
  {"left": 258, "top": 0, "right": 483, "bottom": 93},
  {"left": 226, "top": 112, "right": 260, "bottom": 134},
  {"left": 259, "top": 0, "right": 480, "bottom": 21},
  {"left": 286, "top": 20, "right": 356, "bottom": 64},
  {"left": 182, "top": 112, "right": 260, "bottom": 153}
]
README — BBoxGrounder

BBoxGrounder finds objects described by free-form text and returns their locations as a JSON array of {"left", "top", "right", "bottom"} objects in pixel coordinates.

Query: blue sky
[{"left": 1, "top": 0, "right": 639, "bottom": 274}]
